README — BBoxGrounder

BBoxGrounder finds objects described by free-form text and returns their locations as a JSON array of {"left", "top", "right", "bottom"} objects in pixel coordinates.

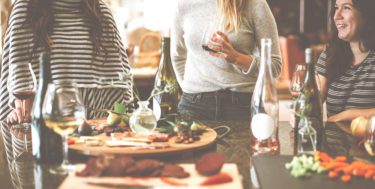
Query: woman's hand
[
  {"left": 208, "top": 31, "right": 252, "bottom": 70},
  {"left": 6, "top": 99, "right": 32, "bottom": 126}
]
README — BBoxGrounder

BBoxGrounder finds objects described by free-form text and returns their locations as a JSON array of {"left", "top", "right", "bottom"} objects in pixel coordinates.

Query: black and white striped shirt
[
  {"left": 316, "top": 50, "right": 375, "bottom": 116},
  {"left": 0, "top": 0, "right": 134, "bottom": 120}
]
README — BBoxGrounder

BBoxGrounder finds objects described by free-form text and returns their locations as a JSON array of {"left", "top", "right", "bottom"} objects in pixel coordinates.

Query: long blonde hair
[{"left": 216, "top": 0, "right": 244, "bottom": 32}]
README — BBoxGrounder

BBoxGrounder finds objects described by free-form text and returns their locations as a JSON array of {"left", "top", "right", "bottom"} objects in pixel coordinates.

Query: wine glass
[
  {"left": 289, "top": 64, "right": 306, "bottom": 99},
  {"left": 42, "top": 82, "right": 85, "bottom": 175},
  {"left": 201, "top": 22, "right": 224, "bottom": 54},
  {"left": 7, "top": 63, "right": 37, "bottom": 158}
]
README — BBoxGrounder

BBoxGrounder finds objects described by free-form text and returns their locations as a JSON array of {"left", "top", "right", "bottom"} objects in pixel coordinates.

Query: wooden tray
[
  {"left": 69, "top": 123, "right": 217, "bottom": 156},
  {"left": 59, "top": 164, "right": 242, "bottom": 189}
]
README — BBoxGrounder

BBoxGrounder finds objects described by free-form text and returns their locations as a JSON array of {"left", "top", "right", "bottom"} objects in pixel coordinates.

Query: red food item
[
  {"left": 328, "top": 171, "right": 338, "bottom": 179},
  {"left": 195, "top": 152, "right": 225, "bottom": 176},
  {"left": 341, "top": 175, "right": 351, "bottom": 183},
  {"left": 67, "top": 138, "right": 75, "bottom": 145},
  {"left": 148, "top": 133, "right": 170, "bottom": 142},
  {"left": 200, "top": 172, "right": 233, "bottom": 186}
]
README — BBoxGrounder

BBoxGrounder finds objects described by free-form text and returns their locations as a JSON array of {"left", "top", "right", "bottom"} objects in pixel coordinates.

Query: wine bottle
[
  {"left": 294, "top": 48, "right": 323, "bottom": 152},
  {"left": 250, "top": 38, "right": 280, "bottom": 155},
  {"left": 31, "top": 53, "right": 62, "bottom": 164},
  {"left": 153, "top": 37, "right": 181, "bottom": 120}
]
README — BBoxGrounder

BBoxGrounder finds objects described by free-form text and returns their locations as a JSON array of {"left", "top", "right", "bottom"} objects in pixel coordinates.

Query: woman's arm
[
  {"left": 316, "top": 73, "right": 328, "bottom": 101},
  {"left": 327, "top": 108, "right": 375, "bottom": 122}
]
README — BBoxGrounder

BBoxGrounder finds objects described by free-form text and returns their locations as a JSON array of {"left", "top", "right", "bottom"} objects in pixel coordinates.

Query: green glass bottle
[
  {"left": 294, "top": 48, "right": 323, "bottom": 152},
  {"left": 31, "top": 53, "right": 62, "bottom": 165},
  {"left": 153, "top": 37, "right": 181, "bottom": 120}
]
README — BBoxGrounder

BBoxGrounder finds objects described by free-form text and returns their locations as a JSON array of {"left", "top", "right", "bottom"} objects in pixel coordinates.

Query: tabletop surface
[{"left": 0, "top": 121, "right": 373, "bottom": 189}]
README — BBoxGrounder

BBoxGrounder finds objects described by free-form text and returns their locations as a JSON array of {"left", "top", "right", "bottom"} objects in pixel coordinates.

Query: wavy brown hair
[
  {"left": 25, "top": 0, "right": 106, "bottom": 54},
  {"left": 326, "top": 0, "right": 375, "bottom": 82}
]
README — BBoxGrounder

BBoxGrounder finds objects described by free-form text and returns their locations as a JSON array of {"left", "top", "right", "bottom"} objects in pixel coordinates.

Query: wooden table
[{"left": 0, "top": 121, "right": 373, "bottom": 189}]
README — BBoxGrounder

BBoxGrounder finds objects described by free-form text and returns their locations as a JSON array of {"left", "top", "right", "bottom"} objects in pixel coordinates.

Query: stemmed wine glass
[
  {"left": 7, "top": 63, "right": 37, "bottom": 158},
  {"left": 42, "top": 82, "right": 85, "bottom": 175}
]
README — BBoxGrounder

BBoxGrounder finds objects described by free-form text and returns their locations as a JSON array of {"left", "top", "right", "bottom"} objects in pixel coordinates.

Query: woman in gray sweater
[{"left": 171, "top": 0, "right": 281, "bottom": 120}]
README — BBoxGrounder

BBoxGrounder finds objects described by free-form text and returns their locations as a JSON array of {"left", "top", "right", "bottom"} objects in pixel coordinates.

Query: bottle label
[
  {"left": 251, "top": 113, "right": 275, "bottom": 140},
  {"left": 153, "top": 98, "right": 161, "bottom": 121}
]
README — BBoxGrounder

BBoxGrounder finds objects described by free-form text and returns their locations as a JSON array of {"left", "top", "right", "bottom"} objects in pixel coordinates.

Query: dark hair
[
  {"left": 25, "top": 0, "right": 106, "bottom": 55},
  {"left": 326, "top": 0, "right": 375, "bottom": 82}
]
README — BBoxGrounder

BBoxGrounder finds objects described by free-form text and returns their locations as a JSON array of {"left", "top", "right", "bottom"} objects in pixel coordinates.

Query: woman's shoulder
[
  {"left": 12, "top": 0, "right": 30, "bottom": 9},
  {"left": 8, "top": 0, "right": 29, "bottom": 25}
]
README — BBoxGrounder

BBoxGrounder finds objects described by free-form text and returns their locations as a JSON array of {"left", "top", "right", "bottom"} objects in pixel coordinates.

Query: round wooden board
[{"left": 69, "top": 126, "right": 217, "bottom": 157}]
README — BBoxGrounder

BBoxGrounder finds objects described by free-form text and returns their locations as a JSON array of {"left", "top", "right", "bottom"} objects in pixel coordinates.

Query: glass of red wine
[{"left": 7, "top": 63, "right": 37, "bottom": 158}]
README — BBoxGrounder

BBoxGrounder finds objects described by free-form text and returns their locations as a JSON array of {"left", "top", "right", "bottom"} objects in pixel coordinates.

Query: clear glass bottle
[
  {"left": 298, "top": 117, "right": 317, "bottom": 155},
  {"left": 250, "top": 38, "right": 279, "bottom": 155},
  {"left": 153, "top": 37, "right": 181, "bottom": 120},
  {"left": 129, "top": 101, "right": 157, "bottom": 135}
]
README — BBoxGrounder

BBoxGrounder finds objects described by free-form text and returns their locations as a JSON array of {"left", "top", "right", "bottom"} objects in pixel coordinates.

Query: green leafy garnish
[{"left": 113, "top": 102, "right": 127, "bottom": 114}]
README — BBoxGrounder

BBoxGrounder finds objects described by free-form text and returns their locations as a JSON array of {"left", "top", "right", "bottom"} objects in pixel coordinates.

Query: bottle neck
[
  {"left": 138, "top": 101, "right": 149, "bottom": 109},
  {"left": 259, "top": 39, "right": 273, "bottom": 81},
  {"left": 304, "top": 62, "right": 316, "bottom": 85}
]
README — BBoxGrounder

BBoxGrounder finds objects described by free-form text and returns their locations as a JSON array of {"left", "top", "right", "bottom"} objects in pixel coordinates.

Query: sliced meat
[
  {"left": 132, "top": 159, "right": 164, "bottom": 177},
  {"left": 102, "top": 156, "right": 135, "bottom": 176},
  {"left": 161, "top": 164, "right": 190, "bottom": 178}
]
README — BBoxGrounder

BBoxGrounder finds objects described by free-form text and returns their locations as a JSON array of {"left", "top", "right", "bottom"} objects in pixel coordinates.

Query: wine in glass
[
  {"left": 7, "top": 63, "right": 37, "bottom": 158},
  {"left": 42, "top": 82, "right": 85, "bottom": 175},
  {"left": 201, "top": 22, "right": 224, "bottom": 54}
]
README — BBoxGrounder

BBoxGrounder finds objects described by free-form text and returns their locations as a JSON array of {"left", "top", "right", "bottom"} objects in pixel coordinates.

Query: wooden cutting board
[
  {"left": 59, "top": 164, "right": 243, "bottom": 189},
  {"left": 69, "top": 128, "right": 217, "bottom": 157}
]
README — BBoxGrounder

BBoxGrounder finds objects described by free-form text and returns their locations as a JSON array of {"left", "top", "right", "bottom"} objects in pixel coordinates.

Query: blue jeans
[{"left": 178, "top": 90, "right": 252, "bottom": 121}]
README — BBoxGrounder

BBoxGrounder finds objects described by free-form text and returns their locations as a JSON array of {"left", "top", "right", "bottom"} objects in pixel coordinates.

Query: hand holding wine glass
[
  {"left": 6, "top": 63, "right": 37, "bottom": 161},
  {"left": 42, "top": 82, "right": 85, "bottom": 175},
  {"left": 7, "top": 63, "right": 37, "bottom": 126}
]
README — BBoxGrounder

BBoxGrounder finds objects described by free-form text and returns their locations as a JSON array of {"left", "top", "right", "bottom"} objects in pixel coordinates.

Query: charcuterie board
[{"left": 69, "top": 120, "right": 217, "bottom": 157}]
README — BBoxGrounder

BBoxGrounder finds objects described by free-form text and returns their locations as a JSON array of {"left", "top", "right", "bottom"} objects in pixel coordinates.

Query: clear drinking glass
[
  {"left": 297, "top": 117, "right": 317, "bottom": 155},
  {"left": 42, "top": 82, "right": 85, "bottom": 175},
  {"left": 289, "top": 64, "right": 306, "bottom": 99},
  {"left": 7, "top": 63, "right": 37, "bottom": 159},
  {"left": 201, "top": 22, "right": 224, "bottom": 54}
]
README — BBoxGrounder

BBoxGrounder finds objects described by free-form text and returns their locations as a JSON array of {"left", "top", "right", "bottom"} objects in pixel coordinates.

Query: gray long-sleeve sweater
[{"left": 171, "top": 0, "right": 281, "bottom": 93}]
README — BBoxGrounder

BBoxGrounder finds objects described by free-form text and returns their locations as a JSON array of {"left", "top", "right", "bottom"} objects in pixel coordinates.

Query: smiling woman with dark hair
[
  {"left": 316, "top": 0, "right": 375, "bottom": 122},
  {"left": 0, "top": 0, "right": 134, "bottom": 124}
]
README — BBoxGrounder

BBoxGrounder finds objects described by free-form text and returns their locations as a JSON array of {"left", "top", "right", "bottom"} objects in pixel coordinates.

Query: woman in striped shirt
[
  {"left": 1, "top": 0, "right": 133, "bottom": 125},
  {"left": 316, "top": 0, "right": 375, "bottom": 122}
]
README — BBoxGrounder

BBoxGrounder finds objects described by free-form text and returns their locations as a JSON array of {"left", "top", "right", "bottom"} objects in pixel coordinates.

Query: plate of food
[
  {"left": 68, "top": 118, "right": 218, "bottom": 156},
  {"left": 59, "top": 152, "right": 243, "bottom": 189}
]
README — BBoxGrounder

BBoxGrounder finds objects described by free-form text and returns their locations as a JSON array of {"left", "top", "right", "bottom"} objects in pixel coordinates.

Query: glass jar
[
  {"left": 129, "top": 101, "right": 157, "bottom": 135},
  {"left": 298, "top": 117, "right": 317, "bottom": 155}
]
